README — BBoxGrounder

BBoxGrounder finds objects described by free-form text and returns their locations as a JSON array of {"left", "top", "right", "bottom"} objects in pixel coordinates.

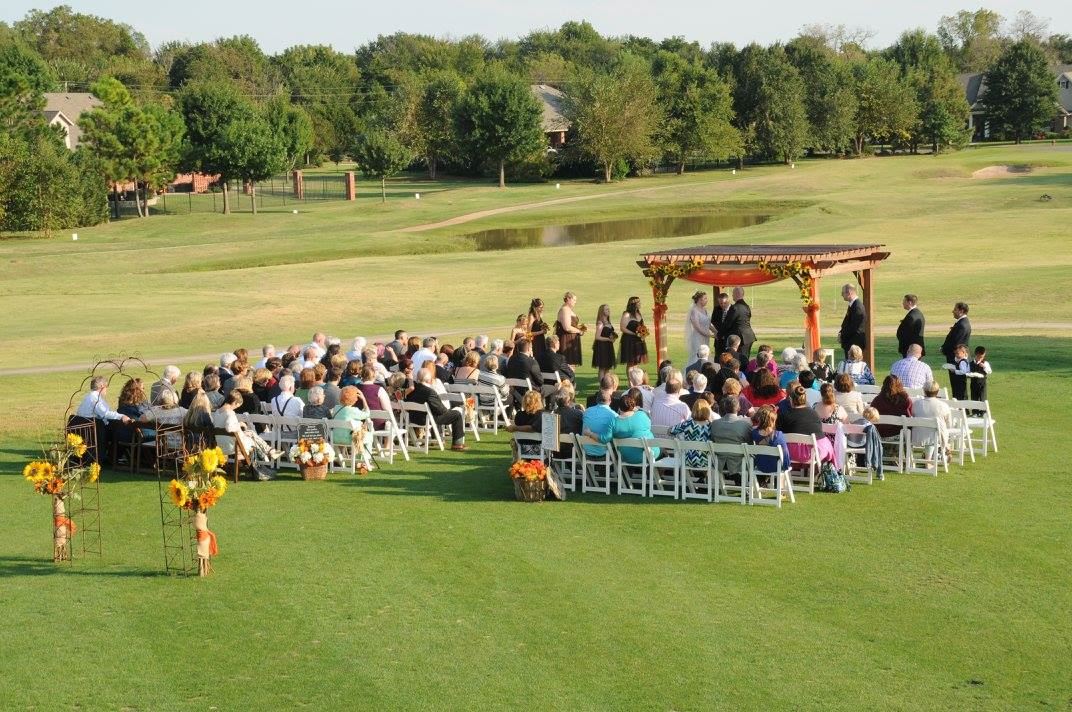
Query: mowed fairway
[{"left": 1, "top": 146, "right": 1070, "bottom": 709}]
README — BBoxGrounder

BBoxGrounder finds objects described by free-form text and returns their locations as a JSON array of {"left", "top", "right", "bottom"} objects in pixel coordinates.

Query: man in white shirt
[
  {"left": 150, "top": 365, "right": 180, "bottom": 405},
  {"left": 271, "top": 374, "right": 305, "bottom": 425},
  {"left": 255, "top": 344, "right": 276, "bottom": 369},
  {"left": 410, "top": 336, "right": 438, "bottom": 374},
  {"left": 650, "top": 369, "right": 691, "bottom": 429},
  {"left": 890, "top": 344, "right": 934, "bottom": 390},
  {"left": 300, "top": 346, "right": 320, "bottom": 370},
  {"left": 73, "top": 377, "right": 131, "bottom": 463},
  {"left": 626, "top": 366, "right": 654, "bottom": 412},
  {"left": 306, "top": 332, "right": 328, "bottom": 361}
]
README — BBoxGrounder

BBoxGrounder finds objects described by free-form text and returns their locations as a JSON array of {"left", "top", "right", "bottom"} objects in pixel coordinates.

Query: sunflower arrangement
[
  {"left": 635, "top": 324, "right": 650, "bottom": 339},
  {"left": 757, "top": 259, "right": 815, "bottom": 306},
  {"left": 168, "top": 447, "right": 229, "bottom": 512},
  {"left": 647, "top": 258, "right": 704, "bottom": 304},
  {"left": 23, "top": 433, "right": 101, "bottom": 497}
]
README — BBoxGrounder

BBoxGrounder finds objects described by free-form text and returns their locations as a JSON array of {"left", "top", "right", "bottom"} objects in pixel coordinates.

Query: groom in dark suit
[
  {"left": 711, "top": 292, "right": 732, "bottom": 355},
  {"left": 838, "top": 284, "right": 866, "bottom": 360},
  {"left": 896, "top": 294, "right": 926, "bottom": 357},
  {"left": 723, "top": 287, "right": 756, "bottom": 364}
]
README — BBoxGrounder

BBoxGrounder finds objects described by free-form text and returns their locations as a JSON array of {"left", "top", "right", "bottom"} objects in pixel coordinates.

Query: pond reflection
[{"left": 466, "top": 213, "right": 771, "bottom": 251}]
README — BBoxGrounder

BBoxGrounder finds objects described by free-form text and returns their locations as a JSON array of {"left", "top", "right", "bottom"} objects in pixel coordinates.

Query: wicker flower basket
[
  {"left": 513, "top": 478, "right": 546, "bottom": 503},
  {"left": 300, "top": 462, "right": 329, "bottom": 481}
]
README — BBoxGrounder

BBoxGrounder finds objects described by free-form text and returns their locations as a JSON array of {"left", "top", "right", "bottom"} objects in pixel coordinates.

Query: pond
[{"left": 464, "top": 212, "right": 772, "bottom": 251}]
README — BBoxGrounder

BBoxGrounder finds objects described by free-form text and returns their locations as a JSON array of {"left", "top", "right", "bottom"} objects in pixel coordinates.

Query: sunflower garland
[
  {"left": 170, "top": 447, "right": 229, "bottom": 512},
  {"left": 646, "top": 258, "right": 704, "bottom": 304},
  {"left": 23, "top": 433, "right": 99, "bottom": 497},
  {"left": 757, "top": 259, "right": 816, "bottom": 306}
]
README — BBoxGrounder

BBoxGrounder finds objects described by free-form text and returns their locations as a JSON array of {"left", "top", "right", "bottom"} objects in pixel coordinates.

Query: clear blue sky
[{"left": 3, "top": 1, "right": 1067, "bottom": 53}]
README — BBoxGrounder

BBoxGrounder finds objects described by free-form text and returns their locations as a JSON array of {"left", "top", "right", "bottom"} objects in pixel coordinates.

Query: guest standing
[
  {"left": 685, "top": 291, "right": 714, "bottom": 364},
  {"left": 619, "top": 296, "right": 649, "bottom": 368},
  {"left": 838, "top": 283, "right": 866, "bottom": 362},
  {"left": 526, "top": 298, "right": 550, "bottom": 364},
  {"left": 555, "top": 291, "right": 584, "bottom": 366},
  {"left": 591, "top": 303, "right": 618, "bottom": 380},
  {"left": 896, "top": 294, "right": 926, "bottom": 357}
]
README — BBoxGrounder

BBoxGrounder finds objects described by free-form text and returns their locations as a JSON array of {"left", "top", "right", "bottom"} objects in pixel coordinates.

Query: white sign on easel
[{"left": 540, "top": 413, "right": 560, "bottom": 452}]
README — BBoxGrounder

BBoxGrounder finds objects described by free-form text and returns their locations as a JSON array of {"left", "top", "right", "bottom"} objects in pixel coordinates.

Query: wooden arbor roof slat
[{"left": 638, "top": 244, "right": 890, "bottom": 277}]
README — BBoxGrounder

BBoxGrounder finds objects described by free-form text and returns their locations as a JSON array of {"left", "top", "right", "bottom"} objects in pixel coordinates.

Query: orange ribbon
[
  {"left": 197, "top": 528, "right": 218, "bottom": 556},
  {"left": 54, "top": 515, "right": 77, "bottom": 535}
]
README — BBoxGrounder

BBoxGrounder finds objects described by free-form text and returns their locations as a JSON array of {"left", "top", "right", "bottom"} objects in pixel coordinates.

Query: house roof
[
  {"left": 961, "top": 65, "right": 1072, "bottom": 114},
  {"left": 530, "top": 84, "right": 570, "bottom": 133},
  {"left": 42, "top": 92, "right": 103, "bottom": 149}
]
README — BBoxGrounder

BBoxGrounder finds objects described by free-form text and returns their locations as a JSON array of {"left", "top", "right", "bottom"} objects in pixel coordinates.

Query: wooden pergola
[{"left": 637, "top": 244, "right": 891, "bottom": 366}]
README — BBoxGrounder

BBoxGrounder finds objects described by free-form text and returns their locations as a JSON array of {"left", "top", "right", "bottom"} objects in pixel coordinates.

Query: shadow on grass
[{"left": 0, "top": 556, "right": 169, "bottom": 579}]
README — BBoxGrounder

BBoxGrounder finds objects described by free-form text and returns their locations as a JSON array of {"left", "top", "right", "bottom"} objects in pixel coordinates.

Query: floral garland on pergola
[
  {"left": 647, "top": 258, "right": 704, "bottom": 304},
  {"left": 757, "top": 259, "right": 815, "bottom": 306}
]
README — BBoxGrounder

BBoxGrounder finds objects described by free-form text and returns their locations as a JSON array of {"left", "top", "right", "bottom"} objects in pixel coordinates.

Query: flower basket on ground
[
  {"left": 169, "top": 447, "right": 229, "bottom": 576},
  {"left": 509, "top": 460, "right": 549, "bottom": 502},
  {"left": 289, "top": 438, "right": 335, "bottom": 480},
  {"left": 23, "top": 433, "right": 100, "bottom": 562}
]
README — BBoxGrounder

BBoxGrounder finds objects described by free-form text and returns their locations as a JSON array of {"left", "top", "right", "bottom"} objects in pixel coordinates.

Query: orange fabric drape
[
  {"left": 197, "top": 528, "right": 219, "bottom": 556},
  {"left": 54, "top": 515, "right": 77, "bottom": 535},
  {"left": 677, "top": 267, "right": 782, "bottom": 287}
]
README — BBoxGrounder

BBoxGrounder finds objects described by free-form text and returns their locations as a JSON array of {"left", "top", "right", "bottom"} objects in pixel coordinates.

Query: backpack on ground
[{"left": 818, "top": 462, "right": 849, "bottom": 493}]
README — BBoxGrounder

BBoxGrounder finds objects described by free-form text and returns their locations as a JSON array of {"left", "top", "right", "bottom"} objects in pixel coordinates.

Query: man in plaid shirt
[{"left": 889, "top": 344, "right": 934, "bottom": 390}]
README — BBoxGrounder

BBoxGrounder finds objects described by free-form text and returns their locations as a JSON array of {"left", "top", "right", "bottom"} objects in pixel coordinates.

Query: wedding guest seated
[
  {"left": 911, "top": 381, "right": 953, "bottom": 457},
  {"left": 303, "top": 386, "right": 331, "bottom": 419},
  {"left": 626, "top": 366, "right": 654, "bottom": 412},
  {"left": 610, "top": 390, "right": 658, "bottom": 464},
  {"left": 686, "top": 344, "right": 711, "bottom": 378},
  {"left": 453, "top": 351, "right": 481, "bottom": 383},
  {"left": 222, "top": 360, "right": 248, "bottom": 398},
  {"left": 182, "top": 391, "right": 214, "bottom": 435},
  {"left": 488, "top": 339, "right": 508, "bottom": 372},
  {"left": 814, "top": 383, "right": 849, "bottom": 424},
  {"left": 340, "top": 360, "right": 363, "bottom": 388},
  {"left": 322, "top": 368, "right": 342, "bottom": 410},
  {"left": 405, "top": 368, "right": 468, "bottom": 451},
  {"left": 295, "top": 368, "right": 317, "bottom": 402},
  {"left": 833, "top": 374, "right": 865, "bottom": 416},
  {"left": 405, "top": 335, "right": 422, "bottom": 359},
  {"left": 670, "top": 398, "right": 716, "bottom": 468},
  {"left": 178, "top": 371, "right": 202, "bottom": 409},
  {"left": 505, "top": 338, "right": 543, "bottom": 409},
  {"left": 743, "top": 368, "right": 786, "bottom": 408},
  {"left": 271, "top": 374, "right": 305, "bottom": 424},
  {"left": 777, "top": 385, "right": 835, "bottom": 463},
  {"left": 255, "top": 344, "right": 275, "bottom": 369},
  {"left": 218, "top": 353, "right": 237, "bottom": 385},
  {"left": 345, "top": 337, "right": 366, "bottom": 364},
  {"left": 114, "top": 377, "right": 151, "bottom": 448},
  {"left": 722, "top": 378, "right": 753, "bottom": 417},
  {"left": 140, "top": 389, "right": 186, "bottom": 451},
  {"left": 300, "top": 346, "right": 320, "bottom": 371},
  {"left": 539, "top": 335, "right": 576, "bottom": 386},
  {"left": 231, "top": 376, "right": 261, "bottom": 418},
  {"left": 655, "top": 360, "right": 674, "bottom": 387},
  {"left": 710, "top": 395, "right": 753, "bottom": 477},
  {"left": 434, "top": 353, "right": 453, "bottom": 383},
  {"left": 871, "top": 374, "right": 914, "bottom": 438},
  {"left": 746, "top": 345, "right": 778, "bottom": 377},
  {"left": 651, "top": 369, "right": 690, "bottom": 429},
  {"left": 477, "top": 354, "right": 509, "bottom": 407},
  {"left": 750, "top": 406, "right": 790, "bottom": 480},
  {"left": 319, "top": 340, "right": 342, "bottom": 369},
  {"left": 889, "top": 344, "right": 933, "bottom": 390},
  {"left": 506, "top": 390, "right": 544, "bottom": 460},
  {"left": 810, "top": 348, "right": 835, "bottom": 383},
  {"left": 798, "top": 370, "right": 822, "bottom": 406},
  {"left": 202, "top": 373, "right": 224, "bottom": 410},
  {"left": 779, "top": 352, "right": 809, "bottom": 389},
  {"left": 151, "top": 365, "right": 180, "bottom": 406},
  {"left": 545, "top": 382, "right": 584, "bottom": 458},
  {"left": 717, "top": 355, "right": 743, "bottom": 392},
  {"left": 680, "top": 373, "right": 709, "bottom": 411},
  {"left": 836, "top": 345, "right": 875, "bottom": 386},
  {"left": 586, "top": 373, "right": 623, "bottom": 412},
  {"left": 362, "top": 347, "right": 389, "bottom": 382},
  {"left": 213, "top": 390, "right": 281, "bottom": 480},
  {"left": 581, "top": 388, "right": 617, "bottom": 456},
  {"left": 252, "top": 368, "right": 276, "bottom": 404},
  {"left": 331, "top": 386, "right": 374, "bottom": 469},
  {"left": 357, "top": 365, "right": 392, "bottom": 423}
]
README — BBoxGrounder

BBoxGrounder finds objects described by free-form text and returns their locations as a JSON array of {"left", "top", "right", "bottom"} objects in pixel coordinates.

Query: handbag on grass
[{"left": 819, "top": 462, "right": 849, "bottom": 493}]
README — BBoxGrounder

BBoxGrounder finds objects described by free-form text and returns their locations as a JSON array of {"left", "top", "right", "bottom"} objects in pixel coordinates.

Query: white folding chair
[
  {"left": 824, "top": 422, "right": 872, "bottom": 485},
  {"left": 612, "top": 438, "right": 649, "bottom": 497},
  {"left": 453, "top": 382, "right": 510, "bottom": 433},
  {"left": 576, "top": 434, "right": 614, "bottom": 495},
  {"left": 368, "top": 408, "right": 409, "bottom": 464},
  {"left": 274, "top": 415, "right": 301, "bottom": 470},
  {"left": 650, "top": 425, "right": 670, "bottom": 437},
  {"left": 875, "top": 415, "right": 906, "bottom": 473},
  {"left": 856, "top": 384, "right": 880, "bottom": 395},
  {"left": 548, "top": 439, "right": 579, "bottom": 492},
  {"left": 646, "top": 437, "right": 679, "bottom": 499},
  {"left": 441, "top": 391, "right": 480, "bottom": 442},
  {"left": 746, "top": 444, "right": 795, "bottom": 508},
  {"left": 541, "top": 371, "right": 562, "bottom": 386},
  {"left": 782, "top": 433, "right": 821, "bottom": 494},
  {"left": 902, "top": 416, "right": 947, "bottom": 476},
  {"left": 944, "top": 402, "right": 975, "bottom": 465},
  {"left": 951, "top": 399, "right": 997, "bottom": 456},
  {"left": 399, "top": 402, "right": 444, "bottom": 453},
  {"left": 329, "top": 418, "right": 369, "bottom": 474},
  {"left": 677, "top": 440, "right": 713, "bottom": 502},
  {"left": 512, "top": 432, "right": 547, "bottom": 462},
  {"left": 710, "top": 443, "right": 749, "bottom": 504}
]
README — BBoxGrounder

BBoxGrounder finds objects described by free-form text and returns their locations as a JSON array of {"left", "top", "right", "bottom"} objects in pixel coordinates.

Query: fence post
[
  {"left": 345, "top": 172, "right": 356, "bottom": 200},
  {"left": 188, "top": 193, "right": 193, "bottom": 214},
  {"left": 293, "top": 170, "right": 304, "bottom": 200}
]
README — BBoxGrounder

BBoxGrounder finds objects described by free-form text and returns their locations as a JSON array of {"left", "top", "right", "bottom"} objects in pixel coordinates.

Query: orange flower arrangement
[
  {"left": 635, "top": 324, "right": 650, "bottom": 339},
  {"left": 508, "top": 460, "right": 548, "bottom": 482}
]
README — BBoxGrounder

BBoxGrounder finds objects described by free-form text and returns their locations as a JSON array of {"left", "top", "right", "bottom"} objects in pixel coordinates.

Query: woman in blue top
[
  {"left": 330, "top": 386, "right": 373, "bottom": 468},
  {"left": 608, "top": 389, "right": 658, "bottom": 463},
  {"left": 750, "top": 405, "right": 790, "bottom": 476}
]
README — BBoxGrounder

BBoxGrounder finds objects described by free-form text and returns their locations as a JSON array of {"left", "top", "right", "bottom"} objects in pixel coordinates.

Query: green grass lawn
[{"left": 1, "top": 146, "right": 1071, "bottom": 709}]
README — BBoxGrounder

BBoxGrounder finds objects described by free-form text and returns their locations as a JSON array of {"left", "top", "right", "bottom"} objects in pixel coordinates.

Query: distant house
[
  {"left": 960, "top": 65, "right": 1072, "bottom": 140},
  {"left": 530, "top": 84, "right": 570, "bottom": 149},
  {"left": 43, "top": 92, "right": 103, "bottom": 149}
]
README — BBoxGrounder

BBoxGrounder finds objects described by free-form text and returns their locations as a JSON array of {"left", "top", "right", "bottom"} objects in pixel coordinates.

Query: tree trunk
[
  {"left": 134, "top": 184, "right": 144, "bottom": 218},
  {"left": 428, "top": 154, "right": 437, "bottom": 180},
  {"left": 112, "top": 183, "right": 120, "bottom": 219},
  {"left": 222, "top": 181, "right": 230, "bottom": 214},
  {"left": 677, "top": 161, "right": 685, "bottom": 175},
  {"left": 380, "top": 176, "right": 386, "bottom": 203},
  {"left": 604, "top": 162, "right": 612, "bottom": 183},
  {"left": 250, "top": 183, "right": 257, "bottom": 215},
  {"left": 498, "top": 161, "right": 505, "bottom": 188},
  {"left": 736, "top": 156, "right": 744, "bottom": 170}
]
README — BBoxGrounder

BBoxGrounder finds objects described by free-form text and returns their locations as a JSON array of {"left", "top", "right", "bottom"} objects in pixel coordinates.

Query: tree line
[{"left": 0, "top": 6, "right": 1067, "bottom": 231}]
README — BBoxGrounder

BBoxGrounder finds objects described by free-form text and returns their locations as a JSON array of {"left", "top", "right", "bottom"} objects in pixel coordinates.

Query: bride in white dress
[{"left": 685, "top": 291, "right": 714, "bottom": 362}]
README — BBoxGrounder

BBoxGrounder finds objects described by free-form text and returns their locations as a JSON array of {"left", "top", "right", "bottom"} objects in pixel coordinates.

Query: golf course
[{"left": 2, "top": 144, "right": 1070, "bottom": 709}]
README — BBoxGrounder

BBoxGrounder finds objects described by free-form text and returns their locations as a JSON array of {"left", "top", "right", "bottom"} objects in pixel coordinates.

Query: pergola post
[
  {"left": 861, "top": 268, "right": 875, "bottom": 369},
  {"left": 803, "top": 276, "right": 822, "bottom": 357}
]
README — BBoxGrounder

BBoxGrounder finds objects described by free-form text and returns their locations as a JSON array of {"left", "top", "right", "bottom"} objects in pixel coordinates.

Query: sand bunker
[{"left": 971, "top": 164, "right": 1033, "bottom": 179}]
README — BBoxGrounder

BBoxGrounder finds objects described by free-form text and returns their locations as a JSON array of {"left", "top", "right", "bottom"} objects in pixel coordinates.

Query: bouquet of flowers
[
  {"left": 635, "top": 324, "right": 650, "bottom": 339},
  {"left": 509, "top": 460, "right": 549, "bottom": 502},
  {"left": 578, "top": 322, "right": 589, "bottom": 334},
  {"left": 170, "top": 447, "right": 229, "bottom": 576},
  {"left": 23, "top": 433, "right": 101, "bottom": 561},
  {"left": 289, "top": 437, "right": 335, "bottom": 480}
]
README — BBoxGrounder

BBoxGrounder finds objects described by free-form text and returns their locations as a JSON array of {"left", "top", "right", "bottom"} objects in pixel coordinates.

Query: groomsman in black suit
[
  {"left": 723, "top": 287, "right": 756, "bottom": 364},
  {"left": 940, "top": 302, "right": 972, "bottom": 363},
  {"left": 711, "top": 292, "right": 732, "bottom": 355},
  {"left": 838, "top": 284, "right": 866, "bottom": 361},
  {"left": 896, "top": 294, "right": 926, "bottom": 357}
]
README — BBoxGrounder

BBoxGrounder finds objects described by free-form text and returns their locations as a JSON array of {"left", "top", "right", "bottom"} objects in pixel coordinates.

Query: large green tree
[
  {"left": 409, "top": 71, "right": 466, "bottom": 178},
  {"left": 786, "top": 37, "right": 857, "bottom": 154},
  {"left": 887, "top": 30, "right": 969, "bottom": 153},
  {"left": 937, "top": 9, "right": 1005, "bottom": 72},
  {"left": 733, "top": 45, "right": 810, "bottom": 163},
  {"left": 80, "top": 77, "right": 184, "bottom": 217},
  {"left": 455, "top": 69, "right": 544, "bottom": 187},
  {"left": 850, "top": 57, "right": 919, "bottom": 154},
  {"left": 653, "top": 51, "right": 741, "bottom": 173},
  {"left": 0, "top": 34, "right": 55, "bottom": 137},
  {"left": 984, "top": 40, "right": 1059, "bottom": 143},
  {"left": 217, "top": 114, "right": 287, "bottom": 214},
  {"left": 273, "top": 44, "right": 361, "bottom": 162},
  {"left": 264, "top": 94, "right": 314, "bottom": 172},
  {"left": 178, "top": 82, "right": 253, "bottom": 214},
  {"left": 564, "top": 57, "right": 661, "bottom": 182}
]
